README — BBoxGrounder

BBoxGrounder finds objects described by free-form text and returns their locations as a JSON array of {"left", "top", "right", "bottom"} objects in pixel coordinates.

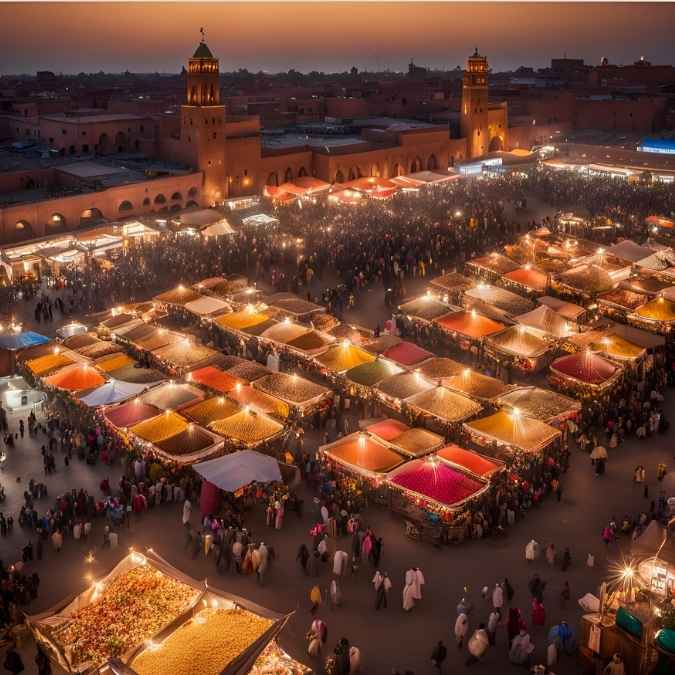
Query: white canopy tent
[
  {"left": 184, "top": 295, "right": 231, "bottom": 317},
  {"left": 193, "top": 450, "right": 282, "bottom": 492},
  {"left": 79, "top": 379, "right": 149, "bottom": 407}
]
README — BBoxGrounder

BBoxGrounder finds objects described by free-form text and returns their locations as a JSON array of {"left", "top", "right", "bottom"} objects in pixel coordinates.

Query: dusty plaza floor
[{"left": 2, "top": 198, "right": 674, "bottom": 674}]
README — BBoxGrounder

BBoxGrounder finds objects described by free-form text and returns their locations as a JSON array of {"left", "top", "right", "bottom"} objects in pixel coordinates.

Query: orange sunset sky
[{"left": 1, "top": 2, "right": 674, "bottom": 75}]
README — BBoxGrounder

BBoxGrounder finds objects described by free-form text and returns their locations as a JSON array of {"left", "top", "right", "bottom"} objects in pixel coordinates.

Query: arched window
[
  {"left": 171, "top": 191, "right": 182, "bottom": 201},
  {"left": 335, "top": 170, "right": 345, "bottom": 183},
  {"left": 427, "top": 155, "right": 438, "bottom": 171},
  {"left": 114, "top": 131, "right": 127, "bottom": 153},
  {"left": 118, "top": 200, "right": 133, "bottom": 213},
  {"left": 154, "top": 194, "right": 167, "bottom": 205},
  {"left": 188, "top": 186, "right": 199, "bottom": 197},
  {"left": 284, "top": 168, "right": 293, "bottom": 183},
  {"left": 49, "top": 213, "right": 66, "bottom": 228},
  {"left": 267, "top": 172, "right": 279, "bottom": 187},
  {"left": 298, "top": 166, "right": 308, "bottom": 177}
]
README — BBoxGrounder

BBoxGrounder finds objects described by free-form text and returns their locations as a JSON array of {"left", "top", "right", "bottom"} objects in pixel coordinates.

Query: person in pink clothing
[{"left": 361, "top": 530, "right": 373, "bottom": 560}]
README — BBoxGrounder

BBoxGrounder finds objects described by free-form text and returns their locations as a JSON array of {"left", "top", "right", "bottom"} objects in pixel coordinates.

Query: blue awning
[
  {"left": 0, "top": 331, "right": 50, "bottom": 351},
  {"left": 638, "top": 138, "right": 675, "bottom": 155}
]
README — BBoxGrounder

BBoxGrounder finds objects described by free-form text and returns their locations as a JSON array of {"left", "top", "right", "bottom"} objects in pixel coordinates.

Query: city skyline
[{"left": 1, "top": 2, "right": 675, "bottom": 75}]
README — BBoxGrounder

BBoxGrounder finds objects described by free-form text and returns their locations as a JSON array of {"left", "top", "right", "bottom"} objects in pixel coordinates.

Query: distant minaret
[
  {"left": 460, "top": 48, "right": 489, "bottom": 158},
  {"left": 181, "top": 30, "right": 227, "bottom": 203}
]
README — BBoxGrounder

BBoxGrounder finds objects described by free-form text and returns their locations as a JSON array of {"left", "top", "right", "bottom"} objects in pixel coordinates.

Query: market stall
[
  {"left": 264, "top": 294, "right": 324, "bottom": 321},
  {"left": 485, "top": 325, "right": 554, "bottom": 372},
  {"left": 319, "top": 432, "right": 406, "bottom": 480},
  {"left": 436, "top": 444, "right": 505, "bottom": 479},
  {"left": 151, "top": 340, "right": 220, "bottom": 375},
  {"left": 397, "top": 295, "right": 456, "bottom": 324},
  {"left": 405, "top": 385, "right": 483, "bottom": 431},
  {"left": 597, "top": 288, "right": 649, "bottom": 321},
  {"left": 25, "top": 351, "right": 76, "bottom": 377},
  {"left": 44, "top": 363, "right": 106, "bottom": 393},
  {"left": 514, "top": 305, "right": 574, "bottom": 339},
  {"left": 95, "top": 353, "right": 135, "bottom": 374},
  {"left": 104, "top": 399, "right": 162, "bottom": 430},
  {"left": 225, "top": 361, "right": 272, "bottom": 384},
  {"left": 364, "top": 418, "right": 411, "bottom": 442},
  {"left": 553, "top": 263, "right": 617, "bottom": 301},
  {"left": 537, "top": 296, "right": 586, "bottom": 323},
  {"left": 284, "top": 329, "right": 335, "bottom": 356},
  {"left": 549, "top": 351, "right": 623, "bottom": 395},
  {"left": 428, "top": 271, "right": 474, "bottom": 303},
  {"left": 184, "top": 296, "right": 232, "bottom": 319},
  {"left": 0, "top": 329, "right": 50, "bottom": 376},
  {"left": 463, "top": 283, "right": 535, "bottom": 323},
  {"left": 501, "top": 265, "right": 549, "bottom": 296},
  {"left": 215, "top": 307, "right": 273, "bottom": 336},
  {"left": 387, "top": 427, "right": 445, "bottom": 459},
  {"left": 154, "top": 286, "right": 203, "bottom": 308},
  {"left": 443, "top": 369, "right": 512, "bottom": 402},
  {"left": 589, "top": 334, "right": 646, "bottom": 363},
  {"left": 139, "top": 382, "right": 204, "bottom": 412},
  {"left": 465, "top": 252, "right": 519, "bottom": 282},
  {"left": 105, "top": 364, "right": 165, "bottom": 386},
  {"left": 380, "top": 341, "right": 433, "bottom": 368},
  {"left": 227, "top": 384, "right": 290, "bottom": 420},
  {"left": 344, "top": 358, "right": 404, "bottom": 394},
  {"left": 361, "top": 335, "right": 402, "bottom": 356},
  {"left": 629, "top": 296, "right": 675, "bottom": 333},
  {"left": 415, "top": 356, "right": 466, "bottom": 384},
  {"left": 253, "top": 372, "right": 332, "bottom": 416},
  {"left": 621, "top": 274, "right": 673, "bottom": 298},
  {"left": 315, "top": 341, "right": 376, "bottom": 375},
  {"left": 387, "top": 454, "right": 489, "bottom": 519},
  {"left": 188, "top": 365, "right": 245, "bottom": 394},
  {"left": 496, "top": 386, "right": 581, "bottom": 425},
  {"left": 463, "top": 409, "right": 561, "bottom": 456},
  {"left": 79, "top": 380, "right": 150, "bottom": 408},
  {"left": 181, "top": 396, "right": 241, "bottom": 427},
  {"left": 433, "top": 309, "right": 505, "bottom": 350},
  {"left": 327, "top": 323, "right": 373, "bottom": 345},
  {"left": 259, "top": 321, "right": 311, "bottom": 345},
  {"left": 375, "top": 372, "right": 435, "bottom": 412},
  {"left": 26, "top": 551, "right": 203, "bottom": 673},
  {"left": 207, "top": 408, "right": 285, "bottom": 449}
]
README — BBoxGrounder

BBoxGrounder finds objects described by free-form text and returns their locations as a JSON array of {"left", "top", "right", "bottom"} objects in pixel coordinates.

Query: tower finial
[
  {"left": 200, "top": 27, "right": 205, "bottom": 43},
  {"left": 474, "top": 46, "right": 479, "bottom": 57}
]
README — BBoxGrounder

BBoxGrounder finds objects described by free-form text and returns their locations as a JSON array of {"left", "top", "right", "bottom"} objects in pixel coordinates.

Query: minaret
[
  {"left": 460, "top": 48, "right": 489, "bottom": 158},
  {"left": 181, "top": 29, "right": 227, "bottom": 203}
]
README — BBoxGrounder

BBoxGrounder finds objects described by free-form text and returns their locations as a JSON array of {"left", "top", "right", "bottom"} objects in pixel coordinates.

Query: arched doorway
[
  {"left": 12, "top": 220, "right": 34, "bottom": 242},
  {"left": 370, "top": 164, "right": 380, "bottom": 177},
  {"left": 392, "top": 163, "right": 403, "bottom": 177},
  {"left": 284, "top": 168, "right": 293, "bottom": 183},
  {"left": 114, "top": 131, "right": 127, "bottom": 153},
  {"left": 410, "top": 157, "right": 423, "bottom": 173},
  {"left": 267, "top": 172, "right": 279, "bottom": 187},
  {"left": 153, "top": 194, "right": 167, "bottom": 206},
  {"left": 171, "top": 191, "right": 183, "bottom": 202},
  {"left": 488, "top": 136, "right": 504, "bottom": 152},
  {"left": 298, "top": 166, "right": 308, "bottom": 177},
  {"left": 118, "top": 200, "right": 133, "bottom": 214},
  {"left": 49, "top": 213, "right": 66, "bottom": 229},
  {"left": 334, "top": 170, "right": 345, "bottom": 183},
  {"left": 97, "top": 133, "right": 109, "bottom": 154},
  {"left": 79, "top": 208, "right": 104, "bottom": 227},
  {"left": 427, "top": 155, "right": 438, "bottom": 171}
]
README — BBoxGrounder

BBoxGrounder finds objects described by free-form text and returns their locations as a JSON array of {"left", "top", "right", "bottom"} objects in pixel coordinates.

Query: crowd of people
[{"left": 0, "top": 167, "right": 673, "bottom": 673}]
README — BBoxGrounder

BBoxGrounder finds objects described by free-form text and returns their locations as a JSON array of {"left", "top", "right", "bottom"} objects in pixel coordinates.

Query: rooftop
[{"left": 40, "top": 113, "right": 146, "bottom": 124}]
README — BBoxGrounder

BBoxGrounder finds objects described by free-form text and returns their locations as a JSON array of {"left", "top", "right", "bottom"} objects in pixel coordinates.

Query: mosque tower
[
  {"left": 460, "top": 48, "right": 489, "bottom": 158},
  {"left": 181, "top": 29, "right": 227, "bottom": 203}
]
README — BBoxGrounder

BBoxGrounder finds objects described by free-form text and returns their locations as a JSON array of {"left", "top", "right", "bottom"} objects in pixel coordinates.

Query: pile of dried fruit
[{"left": 53, "top": 565, "right": 198, "bottom": 669}]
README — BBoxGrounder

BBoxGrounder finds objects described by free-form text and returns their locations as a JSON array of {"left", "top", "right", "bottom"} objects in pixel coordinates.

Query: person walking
[
  {"left": 492, "top": 582, "right": 504, "bottom": 610},
  {"left": 431, "top": 640, "right": 447, "bottom": 673},
  {"left": 466, "top": 624, "right": 489, "bottom": 666},
  {"left": 454, "top": 612, "right": 469, "bottom": 648},
  {"left": 181, "top": 498, "right": 191, "bottom": 527},
  {"left": 487, "top": 608, "right": 500, "bottom": 646}
]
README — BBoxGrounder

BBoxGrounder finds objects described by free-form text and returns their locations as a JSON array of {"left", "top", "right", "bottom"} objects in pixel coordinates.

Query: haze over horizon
[{"left": 1, "top": 2, "right": 675, "bottom": 76}]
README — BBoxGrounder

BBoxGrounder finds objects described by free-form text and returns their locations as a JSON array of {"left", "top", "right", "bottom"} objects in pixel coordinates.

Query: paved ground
[{"left": 1, "top": 194, "right": 673, "bottom": 674}]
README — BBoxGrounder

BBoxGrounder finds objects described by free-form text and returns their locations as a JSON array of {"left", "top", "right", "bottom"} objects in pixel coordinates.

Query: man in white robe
[
  {"left": 405, "top": 567, "right": 425, "bottom": 600},
  {"left": 402, "top": 580, "right": 416, "bottom": 611},
  {"left": 525, "top": 539, "right": 539, "bottom": 561}
]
